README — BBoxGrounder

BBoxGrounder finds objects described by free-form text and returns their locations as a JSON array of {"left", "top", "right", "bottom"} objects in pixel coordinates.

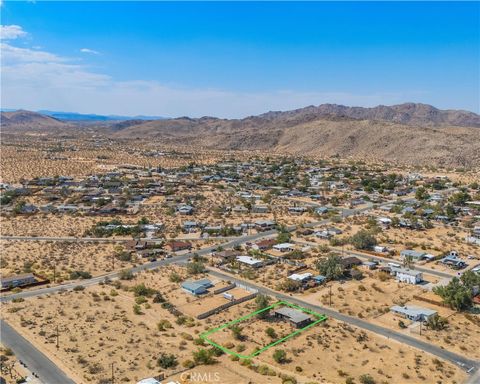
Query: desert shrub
[
  {"left": 265, "top": 327, "right": 277, "bottom": 338},
  {"left": 157, "top": 353, "right": 178, "bottom": 369},
  {"left": 273, "top": 349, "right": 287, "bottom": 364},
  {"left": 359, "top": 374, "right": 376, "bottom": 384},
  {"left": 192, "top": 349, "right": 215, "bottom": 365},
  {"left": 157, "top": 319, "right": 172, "bottom": 331}
]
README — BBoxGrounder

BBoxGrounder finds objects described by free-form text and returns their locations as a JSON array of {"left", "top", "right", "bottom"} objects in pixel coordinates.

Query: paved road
[
  {"left": 0, "top": 229, "right": 278, "bottom": 303},
  {"left": 206, "top": 268, "right": 479, "bottom": 374},
  {"left": 0, "top": 320, "right": 75, "bottom": 384},
  {"left": 340, "top": 248, "right": 456, "bottom": 279},
  {"left": 0, "top": 235, "right": 245, "bottom": 243},
  {"left": 2, "top": 202, "right": 477, "bottom": 380},
  {"left": 0, "top": 235, "right": 128, "bottom": 243}
]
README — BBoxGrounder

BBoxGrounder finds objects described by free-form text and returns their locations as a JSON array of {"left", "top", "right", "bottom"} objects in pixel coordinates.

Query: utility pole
[
  {"left": 56, "top": 325, "right": 59, "bottom": 349},
  {"left": 53, "top": 261, "right": 56, "bottom": 283},
  {"left": 112, "top": 252, "right": 115, "bottom": 271},
  {"left": 329, "top": 285, "right": 332, "bottom": 306}
]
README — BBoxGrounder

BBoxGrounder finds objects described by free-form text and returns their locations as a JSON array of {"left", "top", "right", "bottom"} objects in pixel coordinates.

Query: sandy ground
[
  {"left": 1, "top": 266, "right": 469, "bottom": 384},
  {"left": 0, "top": 240, "right": 133, "bottom": 280}
]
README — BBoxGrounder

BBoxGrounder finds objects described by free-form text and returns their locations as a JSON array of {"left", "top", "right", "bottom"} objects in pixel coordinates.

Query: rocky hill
[
  {"left": 2, "top": 104, "right": 479, "bottom": 167},
  {"left": 111, "top": 103, "right": 480, "bottom": 167},
  {"left": 1, "top": 110, "right": 71, "bottom": 132}
]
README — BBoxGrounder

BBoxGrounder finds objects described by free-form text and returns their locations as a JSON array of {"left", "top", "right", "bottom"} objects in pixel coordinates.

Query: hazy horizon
[{"left": 1, "top": 1, "right": 479, "bottom": 118}]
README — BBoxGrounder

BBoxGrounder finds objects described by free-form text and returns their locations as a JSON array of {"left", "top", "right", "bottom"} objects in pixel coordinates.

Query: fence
[
  {"left": 213, "top": 283, "right": 236, "bottom": 294},
  {"left": 197, "top": 292, "right": 258, "bottom": 319},
  {"left": 412, "top": 294, "right": 446, "bottom": 307}
]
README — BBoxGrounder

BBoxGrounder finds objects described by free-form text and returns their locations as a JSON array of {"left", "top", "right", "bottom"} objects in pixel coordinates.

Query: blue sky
[{"left": 1, "top": 1, "right": 479, "bottom": 117}]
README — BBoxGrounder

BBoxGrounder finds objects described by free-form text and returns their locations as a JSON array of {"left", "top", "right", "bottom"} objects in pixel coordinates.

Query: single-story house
[
  {"left": 315, "top": 230, "right": 332, "bottom": 240},
  {"left": 181, "top": 279, "right": 213, "bottom": 295},
  {"left": 213, "top": 250, "right": 241, "bottom": 261},
  {"left": 390, "top": 305, "right": 437, "bottom": 322},
  {"left": 253, "top": 238, "right": 277, "bottom": 251},
  {"left": 288, "top": 206, "right": 307, "bottom": 215},
  {"left": 125, "top": 240, "right": 148, "bottom": 251},
  {"left": 273, "top": 307, "right": 312, "bottom": 329},
  {"left": 56, "top": 204, "right": 78, "bottom": 213},
  {"left": 232, "top": 205, "right": 249, "bottom": 214},
  {"left": 1, "top": 273, "right": 37, "bottom": 289},
  {"left": 362, "top": 261, "right": 378, "bottom": 270},
  {"left": 439, "top": 255, "right": 467, "bottom": 269},
  {"left": 374, "top": 245, "right": 388, "bottom": 253},
  {"left": 315, "top": 206, "right": 329, "bottom": 215},
  {"left": 166, "top": 241, "right": 192, "bottom": 252},
  {"left": 183, "top": 221, "right": 198, "bottom": 231},
  {"left": 340, "top": 256, "right": 362, "bottom": 269},
  {"left": 137, "top": 378, "right": 161, "bottom": 384},
  {"left": 390, "top": 267, "right": 423, "bottom": 284},
  {"left": 327, "top": 227, "right": 343, "bottom": 235},
  {"left": 177, "top": 205, "right": 194, "bottom": 215},
  {"left": 255, "top": 220, "right": 276, "bottom": 231},
  {"left": 273, "top": 243, "right": 295, "bottom": 253},
  {"left": 252, "top": 205, "right": 269, "bottom": 214},
  {"left": 236, "top": 255, "right": 263, "bottom": 268},
  {"left": 288, "top": 272, "right": 312, "bottom": 283},
  {"left": 400, "top": 250, "right": 427, "bottom": 262}
]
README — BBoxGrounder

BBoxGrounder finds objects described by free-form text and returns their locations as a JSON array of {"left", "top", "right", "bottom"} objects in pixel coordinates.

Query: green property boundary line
[{"left": 199, "top": 300, "right": 327, "bottom": 359}]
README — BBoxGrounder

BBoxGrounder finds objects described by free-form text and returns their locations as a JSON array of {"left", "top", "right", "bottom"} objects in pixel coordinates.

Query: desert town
[{"left": 1, "top": 134, "right": 479, "bottom": 384}]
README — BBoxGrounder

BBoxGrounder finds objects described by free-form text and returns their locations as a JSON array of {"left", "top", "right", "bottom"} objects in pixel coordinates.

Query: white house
[
  {"left": 390, "top": 267, "right": 423, "bottom": 284},
  {"left": 390, "top": 305, "right": 437, "bottom": 322},
  {"left": 288, "top": 272, "right": 312, "bottom": 283},
  {"left": 236, "top": 255, "right": 263, "bottom": 268},
  {"left": 273, "top": 243, "right": 295, "bottom": 252}
]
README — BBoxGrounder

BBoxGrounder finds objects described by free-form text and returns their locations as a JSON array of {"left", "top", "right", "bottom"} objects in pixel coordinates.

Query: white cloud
[
  {"left": 80, "top": 48, "right": 100, "bottom": 55},
  {"left": 0, "top": 25, "right": 27, "bottom": 40},
  {"left": 0, "top": 25, "right": 421, "bottom": 118}
]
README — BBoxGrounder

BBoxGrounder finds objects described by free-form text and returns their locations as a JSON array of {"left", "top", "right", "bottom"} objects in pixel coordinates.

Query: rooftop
[{"left": 273, "top": 306, "right": 311, "bottom": 324}]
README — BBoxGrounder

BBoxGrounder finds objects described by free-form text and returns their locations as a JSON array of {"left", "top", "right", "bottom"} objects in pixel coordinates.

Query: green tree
[
  {"left": 425, "top": 314, "right": 448, "bottom": 330},
  {"left": 403, "top": 254, "right": 414, "bottom": 269},
  {"left": 415, "top": 187, "right": 429, "bottom": 201},
  {"left": 255, "top": 294, "right": 271, "bottom": 319},
  {"left": 433, "top": 277, "right": 473, "bottom": 311},
  {"left": 187, "top": 262, "right": 206, "bottom": 275},
  {"left": 316, "top": 254, "right": 344, "bottom": 281},
  {"left": 449, "top": 191, "right": 471, "bottom": 206},
  {"left": 350, "top": 230, "right": 377, "bottom": 250}
]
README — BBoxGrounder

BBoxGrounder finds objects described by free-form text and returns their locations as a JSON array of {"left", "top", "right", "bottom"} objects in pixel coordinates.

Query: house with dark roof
[{"left": 273, "top": 306, "right": 312, "bottom": 328}]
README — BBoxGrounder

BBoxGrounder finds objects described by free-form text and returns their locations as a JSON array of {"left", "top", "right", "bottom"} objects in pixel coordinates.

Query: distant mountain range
[
  {"left": 1, "top": 109, "right": 165, "bottom": 121},
  {"left": 37, "top": 110, "right": 166, "bottom": 121},
  {"left": 2, "top": 103, "right": 480, "bottom": 167}
]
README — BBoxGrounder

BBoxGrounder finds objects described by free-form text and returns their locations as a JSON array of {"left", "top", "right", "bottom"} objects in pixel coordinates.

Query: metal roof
[{"left": 273, "top": 307, "right": 311, "bottom": 324}]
